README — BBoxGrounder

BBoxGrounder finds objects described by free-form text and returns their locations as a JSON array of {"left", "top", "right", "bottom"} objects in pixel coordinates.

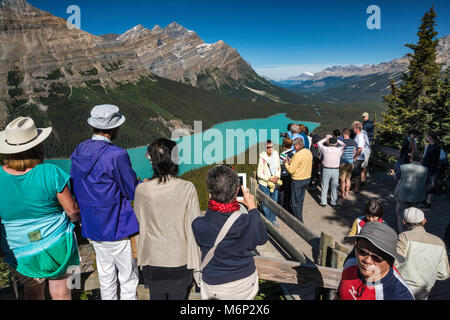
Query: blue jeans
[
  {"left": 259, "top": 184, "right": 278, "bottom": 223},
  {"left": 321, "top": 168, "right": 340, "bottom": 206},
  {"left": 290, "top": 179, "right": 310, "bottom": 223}
]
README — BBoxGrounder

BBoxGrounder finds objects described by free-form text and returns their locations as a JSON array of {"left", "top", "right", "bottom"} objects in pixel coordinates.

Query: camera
[{"left": 237, "top": 173, "right": 247, "bottom": 201}]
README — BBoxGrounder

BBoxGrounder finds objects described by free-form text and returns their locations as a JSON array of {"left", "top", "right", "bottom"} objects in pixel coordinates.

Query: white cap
[
  {"left": 403, "top": 207, "right": 425, "bottom": 224},
  {"left": 87, "top": 104, "right": 125, "bottom": 130}
]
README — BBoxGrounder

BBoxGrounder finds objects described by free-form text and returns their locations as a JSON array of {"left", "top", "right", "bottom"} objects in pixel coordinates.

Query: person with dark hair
[
  {"left": 278, "top": 138, "right": 295, "bottom": 211},
  {"left": 257, "top": 140, "right": 282, "bottom": 227},
  {"left": 304, "top": 126, "right": 312, "bottom": 149},
  {"left": 298, "top": 124, "right": 310, "bottom": 149},
  {"left": 0, "top": 117, "right": 80, "bottom": 300},
  {"left": 396, "top": 208, "right": 449, "bottom": 300},
  {"left": 333, "top": 129, "right": 341, "bottom": 140},
  {"left": 400, "top": 130, "right": 419, "bottom": 164},
  {"left": 134, "top": 138, "right": 203, "bottom": 300},
  {"left": 394, "top": 150, "right": 429, "bottom": 233},
  {"left": 71, "top": 105, "right": 140, "bottom": 300},
  {"left": 308, "top": 134, "right": 322, "bottom": 190},
  {"left": 338, "top": 222, "right": 414, "bottom": 300},
  {"left": 394, "top": 129, "right": 419, "bottom": 182},
  {"left": 192, "top": 166, "right": 268, "bottom": 300},
  {"left": 340, "top": 129, "right": 357, "bottom": 199},
  {"left": 286, "top": 123, "right": 294, "bottom": 139},
  {"left": 348, "top": 200, "right": 387, "bottom": 236},
  {"left": 421, "top": 131, "right": 442, "bottom": 208}
]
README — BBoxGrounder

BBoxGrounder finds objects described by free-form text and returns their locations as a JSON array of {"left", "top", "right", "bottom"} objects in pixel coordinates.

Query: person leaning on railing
[{"left": 0, "top": 117, "right": 80, "bottom": 300}]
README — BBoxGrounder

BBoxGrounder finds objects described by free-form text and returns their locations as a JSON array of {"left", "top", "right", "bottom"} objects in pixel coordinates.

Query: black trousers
[
  {"left": 142, "top": 265, "right": 193, "bottom": 300},
  {"left": 150, "top": 289, "right": 190, "bottom": 301},
  {"left": 278, "top": 175, "right": 292, "bottom": 212}
]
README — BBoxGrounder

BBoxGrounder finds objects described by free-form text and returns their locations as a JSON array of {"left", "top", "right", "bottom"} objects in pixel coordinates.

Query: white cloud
[{"left": 254, "top": 64, "right": 333, "bottom": 81}]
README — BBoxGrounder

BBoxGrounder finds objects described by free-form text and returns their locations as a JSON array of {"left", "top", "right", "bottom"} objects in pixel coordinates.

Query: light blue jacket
[{"left": 394, "top": 162, "right": 429, "bottom": 203}]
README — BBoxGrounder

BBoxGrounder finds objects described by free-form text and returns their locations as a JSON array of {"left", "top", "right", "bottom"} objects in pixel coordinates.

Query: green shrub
[
  {"left": 46, "top": 69, "right": 65, "bottom": 80},
  {"left": 7, "top": 70, "right": 23, "bottom": 87}
]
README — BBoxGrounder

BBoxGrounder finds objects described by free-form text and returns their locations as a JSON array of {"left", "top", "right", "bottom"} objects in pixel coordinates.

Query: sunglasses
[
  {"left": 267, "top": 146, "right": 273, "bottom": 149},
  {"left": 355, "top": 247, "right": 385, "bottom": 264}
]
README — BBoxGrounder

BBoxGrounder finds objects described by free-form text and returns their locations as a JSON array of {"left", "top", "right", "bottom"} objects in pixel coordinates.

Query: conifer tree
[{"left": 377, "top": 7, "right": 448, "bottom": 150}]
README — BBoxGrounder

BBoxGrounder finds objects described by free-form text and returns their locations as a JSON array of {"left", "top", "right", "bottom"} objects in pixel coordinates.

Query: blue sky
[{"left": 28, "top": 0, "right": 450, "bottom": 80}]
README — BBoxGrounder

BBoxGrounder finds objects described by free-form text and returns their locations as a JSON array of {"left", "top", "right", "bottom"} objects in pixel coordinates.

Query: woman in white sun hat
[{"left": 0, "top": 117, "right": 81, "bottom": 300}]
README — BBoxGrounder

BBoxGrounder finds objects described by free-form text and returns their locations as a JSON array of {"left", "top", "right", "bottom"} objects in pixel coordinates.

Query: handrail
[
  {"left": 254, "top": 256, "right": 342, "bottom": 290},
  {"left": 372, "top": 144, "right": 400, "bottom": 158},
  {"left": 370, "top": 144, "right": 400, "bottom": 170}
]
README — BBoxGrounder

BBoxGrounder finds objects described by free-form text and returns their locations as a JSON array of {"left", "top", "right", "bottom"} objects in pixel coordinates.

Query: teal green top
[
  {"left": 0, "top": 164, "right": 70, "bottom": 221},
  {"left": 0, "top": 164, "right": 79, "bottom": 279}
]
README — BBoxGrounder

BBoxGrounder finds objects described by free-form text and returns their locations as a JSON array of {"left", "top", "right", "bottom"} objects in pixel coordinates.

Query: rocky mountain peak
[
  {"left": 152, "top": 24, "right": 163, "bottom": 34},
  {"left": 117, "top": 24, "right": 152, "bottom": 41},
  {"left": 1, "top": 0, "right": 32, "bottom": 10}
]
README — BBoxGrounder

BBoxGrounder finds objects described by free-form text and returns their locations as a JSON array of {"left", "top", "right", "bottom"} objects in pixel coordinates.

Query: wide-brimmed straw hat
[
  {"left": 87, "top": 104, "right": 125, "bottom": 130},
  {"left": 0, "top": 117, "right": 52, "bottom": 154}
]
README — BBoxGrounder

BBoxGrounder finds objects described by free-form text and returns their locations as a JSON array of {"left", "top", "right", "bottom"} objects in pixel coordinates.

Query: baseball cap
[{"left": 362, "top": 112, "right": 369, "bottom": 118}]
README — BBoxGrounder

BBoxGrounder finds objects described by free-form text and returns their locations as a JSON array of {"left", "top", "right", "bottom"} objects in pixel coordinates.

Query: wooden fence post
[{"left": 317, "top": 232, "right": 333, "bottom": 267}]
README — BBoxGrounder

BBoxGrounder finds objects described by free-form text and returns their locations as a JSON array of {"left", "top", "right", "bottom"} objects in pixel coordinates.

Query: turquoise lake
[{"left": 46, "top": 113, "right": 319, "bottom": 179}]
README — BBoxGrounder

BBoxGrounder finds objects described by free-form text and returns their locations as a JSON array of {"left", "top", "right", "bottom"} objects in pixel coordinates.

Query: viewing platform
[{"left": 0, "top": 145, "right": 448, "bottom": 300}]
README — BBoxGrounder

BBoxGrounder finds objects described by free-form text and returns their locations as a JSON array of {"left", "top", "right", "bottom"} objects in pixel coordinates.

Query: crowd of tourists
[
  {"left": 258, "top": 114, "right": 374, "bottom": 226},
  {"left": 256, "top": 112, "right": 449, "bottom": 300},
  {"left": 0, "top": 107, "right": 448, "bottom": 301}
]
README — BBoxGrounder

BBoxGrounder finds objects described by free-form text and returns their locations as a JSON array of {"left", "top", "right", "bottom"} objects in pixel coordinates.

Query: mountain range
[
  {"left": 271, "top": 35, "right": 449, "bottom": 101},
  {"left": 1, "top": 0, "right": 446, "bottom": 158},
  {"left": 0, "top": 0, "right": 303, "bottom": 128},
  {"left": 0, "top": 0, "right": 321, "bottom": 158}
]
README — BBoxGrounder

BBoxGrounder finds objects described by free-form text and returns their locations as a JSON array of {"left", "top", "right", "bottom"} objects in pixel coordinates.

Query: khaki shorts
[
  {"left": 10, "top": 267, "right": 71, "bottom": 287},
  {"left": 340, "top": 164, "right": 354, "bottom": 180}
]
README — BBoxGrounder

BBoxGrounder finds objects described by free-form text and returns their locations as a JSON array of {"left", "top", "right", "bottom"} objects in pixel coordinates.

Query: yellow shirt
[{"left": 285, "top": 148, "right": 313, "bottom": 180}]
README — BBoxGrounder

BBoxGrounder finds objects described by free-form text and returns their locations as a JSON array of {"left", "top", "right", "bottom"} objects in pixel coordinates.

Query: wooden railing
[
  {"left": 248, "top": 176, "right": 350, "bottom": 292},
  {"left": 249, "top": 143, "right": 413, "bottom": 296},
  {"left": 370, "top": 144, "right": 400, "bottom": 170}
]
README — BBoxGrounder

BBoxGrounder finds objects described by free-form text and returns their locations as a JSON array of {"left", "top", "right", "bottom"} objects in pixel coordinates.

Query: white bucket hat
[
  {"left": 87, "top": 104, "right": 126, "bottom": 130},
  {"left": 0, "top": 117, "right": 52, "bottom": 154}
]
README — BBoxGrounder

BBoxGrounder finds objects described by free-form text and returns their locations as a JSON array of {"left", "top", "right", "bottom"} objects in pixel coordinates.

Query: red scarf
[{"left": 208, "top": 199, "right": 240, "bottom": 214}]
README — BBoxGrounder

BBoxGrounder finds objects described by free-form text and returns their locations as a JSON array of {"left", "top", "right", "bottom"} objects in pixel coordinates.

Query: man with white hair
[
  {"left": 70, "top": 105, "right": 140, "bottom": 300},
  {"left": 396, "top": 207, "right": 450, "bottom": 300},
  {"left": 352, "top": 121, "right": 370, "bottom": 193},
  {"left": 284, "top": 138, "right": 312, "bottom": 223}
]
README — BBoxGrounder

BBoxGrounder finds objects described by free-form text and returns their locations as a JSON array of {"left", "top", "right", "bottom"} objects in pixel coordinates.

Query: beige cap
[
  {"left": 362, "top": 112, "right": 369, "bottom": 118},
  {"left": 403, "top": 207, "right": 425, "bottom": 224}
]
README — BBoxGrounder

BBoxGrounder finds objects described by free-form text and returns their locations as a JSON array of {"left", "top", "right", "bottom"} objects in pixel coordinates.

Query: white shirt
[
  {"left": 354, "top": 133, "right": 366, "bottom": 161},
  {"left": 267, "top": 153, "right": 277, "bottom": 176}
]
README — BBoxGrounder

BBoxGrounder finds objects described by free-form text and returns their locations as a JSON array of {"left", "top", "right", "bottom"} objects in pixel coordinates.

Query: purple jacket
[{"left": 70, "top": 140, "right": 139, "bottom": 241}]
